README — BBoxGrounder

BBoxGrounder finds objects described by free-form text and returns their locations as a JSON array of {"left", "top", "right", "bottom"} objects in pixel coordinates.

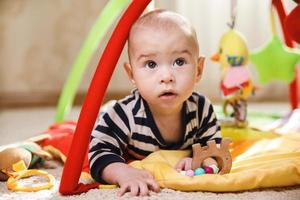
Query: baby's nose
[{"left": 159, "top": 67, "right": 174, "bottom": 83}]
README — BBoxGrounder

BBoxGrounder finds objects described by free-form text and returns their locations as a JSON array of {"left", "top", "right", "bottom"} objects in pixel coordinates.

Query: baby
[{"left": 89, "top": 9, "right": 222, "bottom": 196}]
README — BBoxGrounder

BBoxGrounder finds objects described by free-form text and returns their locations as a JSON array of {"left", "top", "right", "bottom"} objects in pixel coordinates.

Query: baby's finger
[
  {"left": 175, "top": 159, "right": 185, "bottom": 171},
  {"left": 138, "top": 181, "right": 150, "bottom": 196},
  {"left": 146, "top": 178, "right": 160, "bottom": 193},
  {"left": 142, "top": 170, "right": 154, "bottom": 179},
  {"left": 117, "top": 184, "right": 129, "bottom": 197},
  {"left": 183, "top": 161, "right": 192, "bottom": 171},
  {"left": 129, "top": 184, "right": 139, "bottom": 197}
]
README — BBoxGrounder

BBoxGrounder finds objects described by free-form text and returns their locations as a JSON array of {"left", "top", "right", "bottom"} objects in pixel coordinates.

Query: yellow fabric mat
[{"left": 130, "top": 129, "right": 300, "bottom": 192}]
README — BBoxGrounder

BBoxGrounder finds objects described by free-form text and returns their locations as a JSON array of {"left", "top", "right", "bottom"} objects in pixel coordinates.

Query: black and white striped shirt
[{"left": 88, "top": 90, "right": 221, "bottom": 183}]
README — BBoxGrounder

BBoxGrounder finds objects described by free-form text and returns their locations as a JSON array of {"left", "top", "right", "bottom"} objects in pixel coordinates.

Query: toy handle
[{"left": 59, "top": 0, "right": 152, "bottom": 195}]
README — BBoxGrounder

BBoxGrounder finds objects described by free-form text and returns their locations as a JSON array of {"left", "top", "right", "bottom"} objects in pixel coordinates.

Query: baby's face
[{"left": 126, "top": 26, "right": 202, "bottom": 114}]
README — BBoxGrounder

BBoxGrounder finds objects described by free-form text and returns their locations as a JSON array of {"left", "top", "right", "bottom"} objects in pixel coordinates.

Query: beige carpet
[
  {"left": 1, "top": 159, "right": 300, "bottom": 200},
  {"left": 1, "top": 104, "right": 300, "bottom": 199}
]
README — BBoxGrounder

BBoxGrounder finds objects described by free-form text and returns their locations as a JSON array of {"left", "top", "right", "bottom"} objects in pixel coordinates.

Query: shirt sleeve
[
  {"left": 88, "top": 102, "right": 130, "bottom": 183},
  {"left": 195, "top": 96, "right": 222, "bottom": 146}
]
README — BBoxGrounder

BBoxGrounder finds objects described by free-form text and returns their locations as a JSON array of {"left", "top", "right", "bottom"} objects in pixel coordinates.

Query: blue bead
[{"left": 194, "top": 167, "right": 205, "bottom": 175}]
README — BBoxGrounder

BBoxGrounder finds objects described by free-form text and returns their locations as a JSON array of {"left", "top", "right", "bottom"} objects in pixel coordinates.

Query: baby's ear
[
  {"left": 196, "top": 56, "right": 205, "bottom": 82},
  {"left": 123, "top": 62, "right": 135, "bottom": 85}
]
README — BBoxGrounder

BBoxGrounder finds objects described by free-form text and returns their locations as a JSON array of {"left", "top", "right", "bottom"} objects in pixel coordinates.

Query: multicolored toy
[
  {"left": 178, "top": 138, "right": 231, "bottom": 177},
  {"left": 191, "top": 138, "right": 232, "bottom": 175},
  {"left": 0, "top": 142, "right": 54, "bottom": 192},
  {"left": 180, "top": 165, "right": 219, "bottom": 177},
  {"left": 211, "top": 23, "right": 255, "bottom": 127}
]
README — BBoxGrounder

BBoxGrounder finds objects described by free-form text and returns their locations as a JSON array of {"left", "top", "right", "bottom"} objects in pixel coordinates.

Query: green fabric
[
  {"left": 19, "top": 144, "right": 44, "bottom": 168},
  {"left": 249, "top": 36, "right": 300, "bottom": 84},
  {"left": 215, "top": 105, "right": 281, "bottom": 121}
]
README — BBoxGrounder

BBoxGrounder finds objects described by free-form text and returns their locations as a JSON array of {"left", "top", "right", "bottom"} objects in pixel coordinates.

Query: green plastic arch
[{"left": 55, "top": 0, "right": 130, "bottom": 122}]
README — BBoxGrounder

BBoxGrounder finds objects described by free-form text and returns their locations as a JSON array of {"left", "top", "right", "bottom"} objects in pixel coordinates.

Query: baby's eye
[
  {"left": 174, "top": 58, "right": 186, "bottom": 67},
  {"left": 145, "top": 60, "right": 157, "bottom": 69}
]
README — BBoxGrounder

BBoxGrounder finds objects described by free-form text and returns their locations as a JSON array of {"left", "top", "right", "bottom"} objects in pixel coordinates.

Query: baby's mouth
[{"left": 159, "top": 91, "right": 177, "bottom": 99}]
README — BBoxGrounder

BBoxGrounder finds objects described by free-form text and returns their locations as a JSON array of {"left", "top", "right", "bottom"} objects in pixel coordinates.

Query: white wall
[
  {"left": 0, "top": 0, "right": 298, "bottom": 106},
  {"left": 174, "top": 0, "right": 298, "bottom": 101}
]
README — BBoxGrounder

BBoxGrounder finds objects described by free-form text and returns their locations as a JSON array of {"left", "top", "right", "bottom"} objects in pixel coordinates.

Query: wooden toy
[{"left": 191, "top": 138, "right": 232, "bottom": 175}]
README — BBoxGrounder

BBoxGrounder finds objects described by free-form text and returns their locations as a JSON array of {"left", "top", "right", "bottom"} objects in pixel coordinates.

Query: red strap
[{"left": 272, "top": 0, "right": 299, "bottom": 110}]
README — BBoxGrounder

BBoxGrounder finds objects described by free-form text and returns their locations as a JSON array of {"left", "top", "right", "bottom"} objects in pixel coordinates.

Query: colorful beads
[{"left": 179, "top": 165, "right": 219, "bottom": 177}]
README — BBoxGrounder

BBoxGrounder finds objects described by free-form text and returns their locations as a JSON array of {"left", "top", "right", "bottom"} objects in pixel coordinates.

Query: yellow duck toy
[{"left": 211, "top": 29, "right": 255, "bottom": 127}]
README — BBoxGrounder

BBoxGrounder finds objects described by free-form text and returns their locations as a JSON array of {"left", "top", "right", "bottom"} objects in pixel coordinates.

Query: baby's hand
[
  {"left": 175, "top": 157, "right": 218, "bottom": 172},
  {"left": 175, "top": 157, "right": 193, "bottom": 171},
  {"left": 116, "top": 165, "right": 160, "bottom": 197}
]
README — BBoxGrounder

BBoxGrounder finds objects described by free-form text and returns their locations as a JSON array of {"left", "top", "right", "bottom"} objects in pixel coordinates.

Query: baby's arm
[
  {"left": 175, "top": 96, "right": 224, "bottom": 172},
  {"left": 102, "top": 162, "right": 160, "bottom": 196},
  {"left": 89, "top": 102, "right": 160, "bottom": 196}
]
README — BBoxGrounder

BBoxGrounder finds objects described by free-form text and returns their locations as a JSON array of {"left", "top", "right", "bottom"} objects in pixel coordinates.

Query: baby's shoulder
[
  {"left": 118, "top": 90, "right": 140, "bottom": 106},
  {"left": 100, "top": 90, "right": 141, "bottom": 117},
  {"left": 189, "top": 92, "right": 212, "bottom": 105}
]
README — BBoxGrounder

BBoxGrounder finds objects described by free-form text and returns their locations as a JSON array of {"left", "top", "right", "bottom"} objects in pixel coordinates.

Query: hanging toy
[
  {"left": 211, "top": 0, "right": 255, "bottom": 128},
  {"left": 250, "top": 2, "right": 300, "bottom": 134},
  {"left": 250, "top": 6, "right": 300, "bottom": 85}
]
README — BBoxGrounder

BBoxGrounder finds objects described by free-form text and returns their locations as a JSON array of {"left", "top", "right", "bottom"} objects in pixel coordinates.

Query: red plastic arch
[
  {"left": 285, "top": 4, "right": 300, "bottom": 44},
  {"left": 59, "top": 0, "right": 151, "bottom": 195},
  {"left": 272, "top": 0, "right": 299, "bottom": 109}
]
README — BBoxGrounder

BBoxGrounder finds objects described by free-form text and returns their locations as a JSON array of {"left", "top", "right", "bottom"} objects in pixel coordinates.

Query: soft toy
[
  {"left": 211, "top": 29, "right": 249, "bottom": 73},
  {"left": 0, "top": 142, "right": 52, "bottom": 181},
  {"left": 211, "top": 29, "right": 255, "bottom": 127},
  {"left": 0, "top": 142, "right": 54, "bottom": 192},
  {"left": 250, "top": 35, "right": 300, "bottom": 84},
  {"left": 0, "top": 147, "right": 31, "bottom": 181},
  {"left": 33, "top": 121, "right": 99, "bottom": 188}
]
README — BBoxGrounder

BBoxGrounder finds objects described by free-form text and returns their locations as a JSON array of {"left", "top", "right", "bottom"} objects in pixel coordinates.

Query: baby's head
[
  {"left": 127, "top": 9, "right": 199, "bottom": 62},
  {"left": 124, "top": 10, "right": 204, "bottom": 111}
]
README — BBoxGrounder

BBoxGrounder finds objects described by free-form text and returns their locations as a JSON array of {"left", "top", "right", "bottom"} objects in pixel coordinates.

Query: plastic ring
[{"left": 7, "top": 169, "right": 55, "bottom": 192}]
